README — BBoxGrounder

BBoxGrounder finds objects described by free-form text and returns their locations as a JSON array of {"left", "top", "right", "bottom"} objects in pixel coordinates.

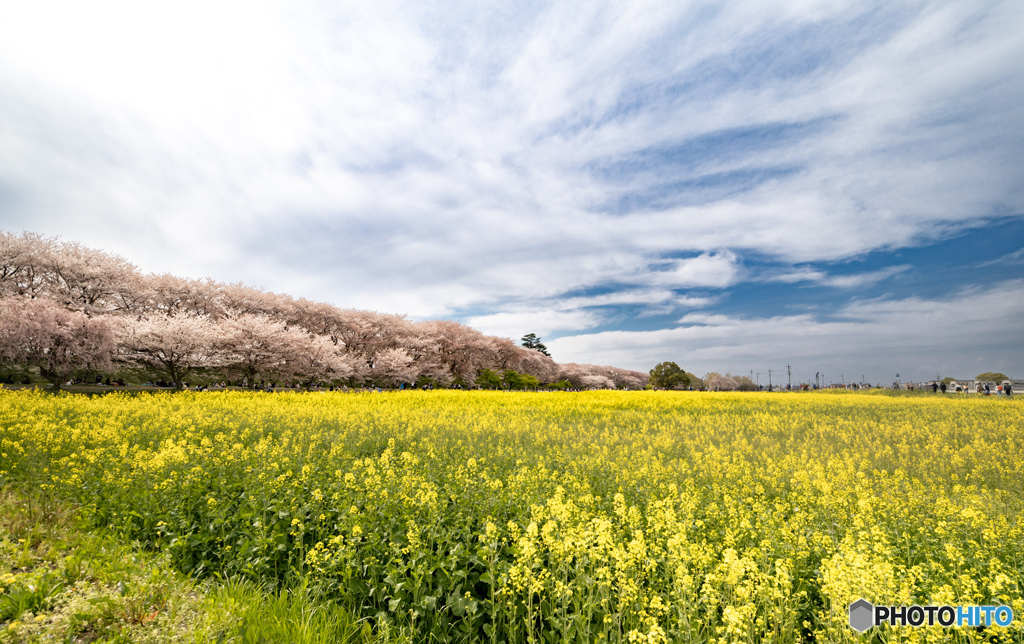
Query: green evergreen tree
[{"left": 520, "top": 333, "right": 551, "bottom": 357}]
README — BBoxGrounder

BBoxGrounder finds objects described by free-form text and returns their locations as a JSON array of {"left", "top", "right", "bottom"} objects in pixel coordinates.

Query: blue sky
[{"left": 1, "top": 0, "right": 1022, "bottom": 383}]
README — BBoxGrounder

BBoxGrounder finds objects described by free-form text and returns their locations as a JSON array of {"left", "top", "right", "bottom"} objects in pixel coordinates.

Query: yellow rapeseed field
[{"left": 1, "top": 389, "right": 1022, "bottom": 643}]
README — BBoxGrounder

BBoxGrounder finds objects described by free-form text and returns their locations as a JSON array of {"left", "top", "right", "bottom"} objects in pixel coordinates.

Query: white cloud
[
  {"left": 549, "top": 280, "right": 1024, "bottom": 381},
  {"left": 0, "top": 0, "right": 1021, "bottom": 352},
  {"left": 467, "top": 309, "right": 603, "bottom": 339},
  {"left": 642, "top": 252, "right": 742, "bottom": 289}
]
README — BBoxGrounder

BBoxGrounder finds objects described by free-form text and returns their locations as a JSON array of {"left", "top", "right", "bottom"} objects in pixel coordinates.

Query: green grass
[{"left": 0, "top": 487, "right": 391, "bottom": 644}]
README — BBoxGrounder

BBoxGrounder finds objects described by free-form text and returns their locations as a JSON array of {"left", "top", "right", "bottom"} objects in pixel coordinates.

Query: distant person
[
  {"left": 1007, "top": 383, "right": 1013, "bottom": 397},
  {"left": 940, "top": 382, "right": 947, "bottom": 393},
  {"left": 932, "top": 382, "right": 938, "bottom": 393},
  {"left": 984, "top": 383, "right": 991, "bottom": 395}
]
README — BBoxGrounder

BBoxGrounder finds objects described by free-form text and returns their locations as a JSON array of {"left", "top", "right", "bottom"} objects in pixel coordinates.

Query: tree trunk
[
  {"left": 40, "top": 369, "right": 65, "bottom": 392},
  {"left": 163, "top": 360, "right": 185, "bottom": 390}
]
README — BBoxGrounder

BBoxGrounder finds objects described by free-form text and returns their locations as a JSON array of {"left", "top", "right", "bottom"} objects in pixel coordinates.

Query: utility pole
[
  {"left": 815, "top": 372, "right": 820, "bottom": 388},
  {"left": 756, "top": 372, "right": 761, "bottom": 387},
  {"left": 787, "top": 364, "right": 792, "bottom": 390},
  {"left": 768, "top": 369, "right": 772, "bottom": 391}
]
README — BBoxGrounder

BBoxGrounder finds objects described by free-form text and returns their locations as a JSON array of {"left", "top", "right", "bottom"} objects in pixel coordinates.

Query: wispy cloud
[
  {"left": 466, "top": 288, "right": 718, "bottom": 339},
  {"left": 822, "top": 265, "right": 910, "bottom": 288},
  {"left": 0, "top": 0, "right": 1021, "bottom": 376},
  {"left": 976, "top": 246, "right": 1024, "bottom": 268},
  {"left": 764, "top": 264, "right": 909, "bottom": 288}
]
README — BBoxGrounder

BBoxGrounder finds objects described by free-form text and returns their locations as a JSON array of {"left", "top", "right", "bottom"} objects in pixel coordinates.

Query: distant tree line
[
  {"left": 0, "top": 231, "right": 648, "bottom": 391},
  {"left": 648, "top": 362, "right": 767, "bottom": 391}
]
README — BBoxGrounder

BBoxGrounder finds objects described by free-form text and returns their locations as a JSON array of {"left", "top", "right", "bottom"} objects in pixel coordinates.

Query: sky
[{"left": 1, "top": 0, "right": 1022, "bottom": 384}]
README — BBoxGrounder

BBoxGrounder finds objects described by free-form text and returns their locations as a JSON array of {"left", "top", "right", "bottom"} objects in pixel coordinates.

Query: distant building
[
  {"left": 1000, "top": 379, "right": 1024, "bottom": 393},
  {"left": 967, "top": 379, "right": 1021, "bottom": 394}
]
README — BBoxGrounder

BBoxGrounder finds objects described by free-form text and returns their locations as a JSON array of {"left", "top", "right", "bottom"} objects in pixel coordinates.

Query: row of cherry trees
[{"left": 0, "top": 231, "right": 648, "bottom": 390}]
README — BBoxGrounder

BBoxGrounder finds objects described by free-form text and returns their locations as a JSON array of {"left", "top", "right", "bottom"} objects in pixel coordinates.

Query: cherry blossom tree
[
  {"left": 45, "top": 241, "right": 137, "bottom": 313},
  {"left": 556, "top": 363, "right": 647, "bottom": 389},
  {"left": 0, "top": 231, "right": 55, "bottom": 299},
  {"left": 485, "top": 336, "right": 521, "bottom": 371},
  {"left": 109, "top": 270, "right": 153, "bottom": 315},
  {"left": 218, "top": 314, "right": 311, "bottom": 387},
  {"left": 141, "top": 274, "right": 223, "bottom": 318},
  {"left": 396, "top": 321, "right": 451, "bottom": 383},
  {"left": 515, "top": 345, "right": 560, "bottom": 383},
  {"left": 417, "top": 320, "right": 497, "bottom": 385},
  {"left": 291, "top": 333, "right": 359, "bottom": 387},
  {"left": 289, "top": 299, "right": 344, "bottom": 340},
  {"left": 607, "top": 366, "right": 649, "bottom": 390},
  {"left": 336, "top": 310, "right": 410, "bottom": 362},
  {"left": 579, "top": 374, "right": 616, "bottom": 389},
  {"left": 0, "top": 297, "right": 117, "bottom": 390},
  {"left": 370, "top": 347, "right": 420, "bottom": 387},
  {"left": 706, "top": 373, "right": 740, "bottom": 391},
  {"left": 218, "top": 283, "right": 295, "bottom": 321},
  {"left": 119, "top": 314, "right": 225, "bottom": 389}
]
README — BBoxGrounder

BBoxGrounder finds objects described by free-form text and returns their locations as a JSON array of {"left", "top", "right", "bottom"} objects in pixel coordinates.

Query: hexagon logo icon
[{"left": 849, "top": 599, "right": 874, "bottom": 632}]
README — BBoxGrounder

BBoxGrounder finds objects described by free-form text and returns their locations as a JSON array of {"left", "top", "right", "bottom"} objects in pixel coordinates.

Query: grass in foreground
[{"left": 0, "top": 487, "right": 394, "bottom": 644}]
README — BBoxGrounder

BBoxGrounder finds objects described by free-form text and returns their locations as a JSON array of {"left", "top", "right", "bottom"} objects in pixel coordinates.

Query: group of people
[
  {"left": 929, "top": 381, "right": 1012, "bottom": 396},
  {"left": 981, "top": 382, "right": 1012, "bottom": 396}
]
